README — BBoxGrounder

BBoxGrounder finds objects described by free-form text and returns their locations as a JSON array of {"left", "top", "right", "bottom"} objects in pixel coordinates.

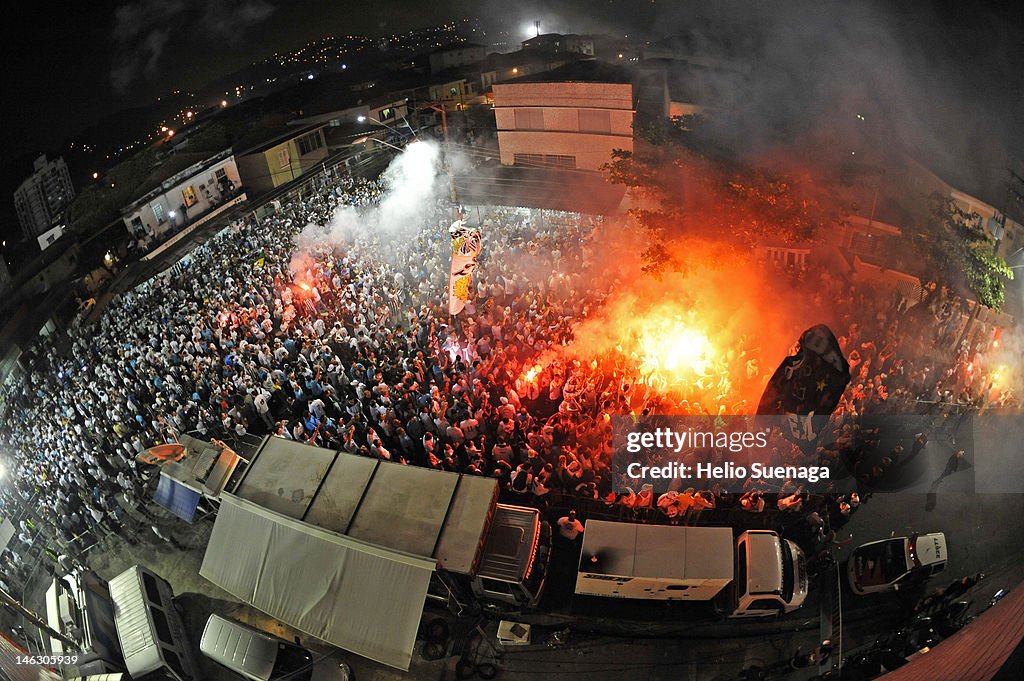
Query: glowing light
[
  {"left": 92, "top": 172, "right": 99, "bottom": 179},
  {"left": 639, "top": 319, "right": 715, "bottom": 379},
  {"left": 167, "top": 129, "right": 175, "bottom": 137},
  {"left": 512, "top": 67, "right": 519, "bottom": 74},
  {"left": 523, "top": 365, "right": 541, "bottom": 383},
  {"left": 221, "top": 100, "right": 228, "bottom": 107},
  {"left": 186, "top": 111, "right": 193, "bottom": 118},
  {"left": 357, "top": 115, "right": 367, "bottom": 122},
  {"left": 307, "top": 74, "right": 315, "bottom": 80},
  {"left": 299, "top": 282, "right": 312, "bottom": 292},
  {"left": 168, "top": 210, "right": 177, "bottom": 219}
]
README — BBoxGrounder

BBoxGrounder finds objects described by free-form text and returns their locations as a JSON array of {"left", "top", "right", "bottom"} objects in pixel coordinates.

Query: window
[
  {"left": 514, "top": 108, "right": 544, "bottom": 130},
  {"left": 378, "top": 107, "right": 395, "bottom": 121},
  {"left": 142, "top": 572, "right": 162, "bottom": 603},
  {"left": 579, "top": 109, "right": 611, "bottom": 133},
  {"left": 278, "top": 148, "right": 291, "bottom": 169},
  {"left": 513, "top": 153, "right": 576, "bottom": 169},
  {"left": 181, "top": 185, "right": 197, "bottom": 208},
  {"left": 480, "top": 578, "right": 514, "bottom": 595},
  {"left": 162, "top": 649, "right": 188, "bottom": 681},
  {"left": 748, "top": 598, "right": 783, "bottom": 612},
  {"left": 150, "top": 606, "right": 174, "bottom": 645},
  {"left": 297, "top": 131, "right": 323, "bottom": 156},
  {"left": 450, "top": 86, "right": 459, "bottom": 96},
  {"left": 152, "top": 204, "right": 165, "bottom": 223}
]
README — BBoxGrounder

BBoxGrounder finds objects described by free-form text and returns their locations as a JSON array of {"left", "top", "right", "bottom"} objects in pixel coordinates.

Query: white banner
[{"left": 448, "top": 221, "right": 482, "bottom": 315}]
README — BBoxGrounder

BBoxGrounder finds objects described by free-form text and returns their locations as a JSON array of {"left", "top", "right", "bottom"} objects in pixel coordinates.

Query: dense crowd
[{"left": 0, "top": 163, "right": 1017, "bottom": 587}]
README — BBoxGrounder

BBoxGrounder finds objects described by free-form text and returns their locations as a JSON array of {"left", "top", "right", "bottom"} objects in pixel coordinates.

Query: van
[
  {"left": 199, "top": 614, "right": 350, "bottom": 681},
  {"left": 731, "top": 530, "right": 809, "bottom": 617},
  {"left": 108, "top": 565, "right": 198, "bottom": 681},
  {"left": 848, "top": 532, "right": 947, "bottom": 595}
]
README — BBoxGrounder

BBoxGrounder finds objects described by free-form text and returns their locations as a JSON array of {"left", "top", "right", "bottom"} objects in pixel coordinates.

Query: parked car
[
  {"left": 199, "top": 614, "right": 351, "bottom": 681},
  {"left": 847, "top": 532, "right": 948, "bottom": 595}
]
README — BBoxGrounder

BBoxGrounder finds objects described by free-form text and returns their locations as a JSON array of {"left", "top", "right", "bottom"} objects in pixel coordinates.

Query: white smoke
[{"left": 290, "top": 139, "right": 447, "bottom": 271}]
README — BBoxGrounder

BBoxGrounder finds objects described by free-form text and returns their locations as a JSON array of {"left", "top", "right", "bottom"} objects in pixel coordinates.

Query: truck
[
  {"left": 43, "top": 565, "right": 198, "bottom": 680},
  {"left": 200, "top": 435, "right": 550, "bottom": 671},
  {"left": 44, "top": 571, "right": 124, "bottom": 676},
  {"left": 576, "top": 521, "right": 808, "bottom": 617}
]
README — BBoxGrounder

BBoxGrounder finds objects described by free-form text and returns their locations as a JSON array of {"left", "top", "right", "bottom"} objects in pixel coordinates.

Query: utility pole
[
  {"left": 1, "top": 586, "right": 77, "bottom": 648},
  {"left": 534, "top": 20, "right": 540, "bottom": 38},
  {"left": 429, "top": 103, "right": 459, "bottom": 219}
]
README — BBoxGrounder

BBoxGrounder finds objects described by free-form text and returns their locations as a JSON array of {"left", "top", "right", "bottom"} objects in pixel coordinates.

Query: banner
[{"left": 448, "top": 220, "right": 482, "bottom": 315}]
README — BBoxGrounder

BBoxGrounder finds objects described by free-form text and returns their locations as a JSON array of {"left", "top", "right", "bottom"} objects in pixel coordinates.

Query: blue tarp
[{"left": 154, "top": 474, "right": 201, "bottom": 523}]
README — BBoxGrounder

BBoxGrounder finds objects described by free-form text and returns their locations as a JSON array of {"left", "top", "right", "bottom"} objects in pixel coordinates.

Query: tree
[
  {"left": 604, "top": 115, "right": 849, "bottom": 275},
  {"left": 914, "top": 195, "right": 1014, "bottom": 309}
]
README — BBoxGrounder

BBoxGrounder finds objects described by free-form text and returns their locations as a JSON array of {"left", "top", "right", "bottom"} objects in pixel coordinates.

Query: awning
[{"left": 200, "top": 494, "right": 435, "bottom": 671}]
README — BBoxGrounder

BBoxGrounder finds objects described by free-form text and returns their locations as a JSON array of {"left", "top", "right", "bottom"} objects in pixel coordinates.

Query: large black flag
[{"left": 757, "top": 324, "right": 851, "bottom": 421}]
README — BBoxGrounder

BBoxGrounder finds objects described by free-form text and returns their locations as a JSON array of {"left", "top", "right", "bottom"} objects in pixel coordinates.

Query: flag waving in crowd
[
  {"left": 757, "top": 324, "right": 851, "bottom": 438},
  {"left": 448, "top": 219, "right": 482, "bottom": 315}
]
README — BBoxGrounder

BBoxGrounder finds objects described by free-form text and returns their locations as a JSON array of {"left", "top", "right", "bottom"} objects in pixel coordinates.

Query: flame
[
  {"left": 638, "top": 318, "right": 715, "bottom": 377},
  {"left": 298, "top": 282, "right": 311, "bottom": 292},
  {"left": 523, "top": 365, "right": 541, "bottom": 383}
]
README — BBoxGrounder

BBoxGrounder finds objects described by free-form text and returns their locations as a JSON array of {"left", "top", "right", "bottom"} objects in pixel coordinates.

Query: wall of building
[
  {"left": 236, "top": 128, "right": 328, "bottom": 195},
  {"left": 122, "top": 155, "right": 241, "bottom": 239},
  {"left": 429, "top": 46, "right": 487, "bottom": 73},
  {"left": 494, "top": 81, "right": 634, "bottom": 171}
]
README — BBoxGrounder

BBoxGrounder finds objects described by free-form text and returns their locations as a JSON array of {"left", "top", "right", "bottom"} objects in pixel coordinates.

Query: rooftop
[{"left": 497, "top": 59, "right": 633, "bottom": 85}]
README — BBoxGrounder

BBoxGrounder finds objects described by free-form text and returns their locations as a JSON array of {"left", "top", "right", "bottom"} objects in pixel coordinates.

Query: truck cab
[
  {"left": 470, "top": 504, "right": 551, "bottom": 608},
  {"left": 730, "top": 530, "right": 808, "bottom": 618}
]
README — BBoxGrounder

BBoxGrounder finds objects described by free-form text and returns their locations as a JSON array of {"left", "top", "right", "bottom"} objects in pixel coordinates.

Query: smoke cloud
[{"left": 110, "top": 0, "right": 275, "bottom": 93}]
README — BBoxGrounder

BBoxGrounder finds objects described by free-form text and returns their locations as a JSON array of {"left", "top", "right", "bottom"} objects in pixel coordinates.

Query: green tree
[
  {"left": 915, "top": 195, "right": 1014, "bottom": 309},
  {"left": 604, "top": 115, "right": 849, "bottom": 275}
]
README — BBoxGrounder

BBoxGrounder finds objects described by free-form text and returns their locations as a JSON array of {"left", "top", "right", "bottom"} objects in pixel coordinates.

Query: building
[
  {"left": 121, "top": 149, "right": 242, "bottom": 243},
  {"left": 13, "top": 155, "right": 76, "bottom": 242},
  {"left": 493, "top": 60, "right": 634, "bottom": 171},
  {"left": 429, "top": 44, "right": 488, "bottom": 74},
  {"left": 522, "top": 34, "right": 595, "bottom": 57},
  {"left": 234, "top": 123, "right": 329, "bottom": 195},
  {"left": 0, "top": 255, "right": 11, "bottom": 298}
]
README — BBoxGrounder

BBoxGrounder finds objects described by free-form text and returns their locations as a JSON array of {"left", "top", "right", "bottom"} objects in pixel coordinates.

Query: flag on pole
[{"left": 448, "top": 220, "right": 482, "bottom": 315}]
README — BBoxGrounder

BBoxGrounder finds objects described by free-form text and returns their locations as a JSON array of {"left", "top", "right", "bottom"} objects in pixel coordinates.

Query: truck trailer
[
  {"left": 576, "top": 521, "right": 808, "bottom": 617},
  {"left": 200, "top": 435, "right": 550, "bottom": 671}
]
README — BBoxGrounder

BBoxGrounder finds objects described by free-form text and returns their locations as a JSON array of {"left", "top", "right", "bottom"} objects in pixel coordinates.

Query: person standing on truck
[{"left": 557, "top": 510, "right": 585, "bottom": 543}]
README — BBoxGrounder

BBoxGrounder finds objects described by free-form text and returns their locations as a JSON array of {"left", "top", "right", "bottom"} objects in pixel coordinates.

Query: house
[
  {"left": 493, "top": 60, "right": 635, "bottom": 171},
  {"left": 234, "top": 123, "right": 329, "bottom": 194},
  {"left": 121, "top": 149, "right": 242, "bottom": 242}
]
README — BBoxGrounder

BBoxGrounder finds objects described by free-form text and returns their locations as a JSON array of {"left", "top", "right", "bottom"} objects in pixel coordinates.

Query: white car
[
  {"left": 200, "top": 614, "right": 351, "bottom": 681},
  {"left": 847, "top": 532, "right": 947, "bottom": 595}
]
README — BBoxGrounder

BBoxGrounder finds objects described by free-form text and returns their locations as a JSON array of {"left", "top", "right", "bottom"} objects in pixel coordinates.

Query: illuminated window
[
  {"left": 181, "top": 185, "right": 197, "bottom": 208},
  {"left": 152, "top": 204, "right": 164, "bottom": 223},
  {"left": 278, "top": 148, "right": 291, "bottom": 169}
]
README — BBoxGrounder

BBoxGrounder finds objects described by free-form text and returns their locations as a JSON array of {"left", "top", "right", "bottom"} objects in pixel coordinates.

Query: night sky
[{"left": 4, "top": 1, "right": 1024, "bottom": 210}]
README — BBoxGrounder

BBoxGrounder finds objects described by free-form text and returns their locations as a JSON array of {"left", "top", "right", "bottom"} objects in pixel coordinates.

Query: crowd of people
[{"left": 0, "top": 158, "right": 1018, "bottom": 589}]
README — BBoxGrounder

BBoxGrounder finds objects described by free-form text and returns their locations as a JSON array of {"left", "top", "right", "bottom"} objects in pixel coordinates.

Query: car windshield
[
  {"left": 780, "top": 540, "right": 794, "bottom": 602},
  {"left": 272, "top": 642, "right": 314, "bottom": 681},
  {"left": 856, "top": 539, "right": 908, "bottom": 585}
]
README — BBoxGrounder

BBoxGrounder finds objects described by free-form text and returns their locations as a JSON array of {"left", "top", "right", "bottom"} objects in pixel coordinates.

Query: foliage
[
  {"left": 917, "top": 195, "right": 1014, "bottom": 309},
  {"left": 67, "top": 146, "right": 164, "bottom": 232},
  {"left": 604, "top": 115, "right": 848, "bottom": 274}
]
